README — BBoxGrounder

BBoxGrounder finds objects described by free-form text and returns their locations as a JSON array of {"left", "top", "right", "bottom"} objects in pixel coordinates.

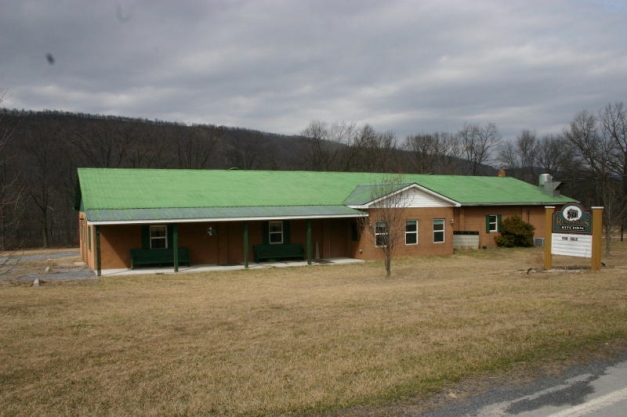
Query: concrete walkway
[{"left": 100, "top": 257, "right": 364, "bottom": 276}]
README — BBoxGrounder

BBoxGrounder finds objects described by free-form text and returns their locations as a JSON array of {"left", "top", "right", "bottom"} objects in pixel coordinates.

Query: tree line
[{"left": 0, "top": 97, "right": 625, "bottom": 251}]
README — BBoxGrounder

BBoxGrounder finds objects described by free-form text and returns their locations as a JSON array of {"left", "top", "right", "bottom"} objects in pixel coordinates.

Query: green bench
[
  {"left": 130, "top": 248, "right": 191, "bottom": 269},
  {"left": 253, "top": 244, "right": 305, "bottom": 263}
]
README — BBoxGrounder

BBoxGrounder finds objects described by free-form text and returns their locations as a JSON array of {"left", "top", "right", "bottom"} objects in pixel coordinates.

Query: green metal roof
[
  {"left": 77, "top": 168, "right": 575, "bottom": 223},
  {"left": 85, "top": 206, "right": 365, "bottom": 223},
  {"left": 342, "top": 183, "right": 415, "bottom": 206}
]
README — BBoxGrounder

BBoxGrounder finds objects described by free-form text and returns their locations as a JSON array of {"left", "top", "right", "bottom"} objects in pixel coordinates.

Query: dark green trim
[
  {"left": 284, "top": 221, "right": 291, "bottom": 244},
  {"left": 306, "top": 219, "right": 312, "bottom": 265},
  {"left": 244, "top": 222, "right": 249, "bottom": 269},
  {"left": 141, "top": 225, "right": 150, "bottom": 249},
  {"left": 173, "top": 224, "right": 179, "bottom": 272},
  {"left": 95, "top": 225, "right": 101, "bottom": 277},
  {"left": 262, "top": 222, "right": 269, "bottom": 245}
]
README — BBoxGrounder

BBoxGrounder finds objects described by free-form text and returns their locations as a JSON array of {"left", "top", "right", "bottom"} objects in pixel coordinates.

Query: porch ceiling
[{"left": 85, "top": 205, "right": 366, "bottom": 225}]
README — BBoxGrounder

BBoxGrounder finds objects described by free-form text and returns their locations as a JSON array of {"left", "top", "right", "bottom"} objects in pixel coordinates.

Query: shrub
[{"left": 495, "top": 215, "right": 535, "bottom": 247}]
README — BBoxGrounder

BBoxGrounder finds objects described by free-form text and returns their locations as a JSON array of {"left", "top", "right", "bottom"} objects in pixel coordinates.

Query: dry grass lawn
[{"left": 2, "top": 244, "right": 627, "bottom": 416}]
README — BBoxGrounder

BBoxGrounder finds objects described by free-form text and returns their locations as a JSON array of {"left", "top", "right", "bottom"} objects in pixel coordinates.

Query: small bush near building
[{"left": 495, "top": 215, "right": 535, "bottom": 247}]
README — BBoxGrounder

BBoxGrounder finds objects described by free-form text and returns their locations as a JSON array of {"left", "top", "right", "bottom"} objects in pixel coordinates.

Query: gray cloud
[{"left": 1, "top": 0, "right": 626, "bottom": 140}]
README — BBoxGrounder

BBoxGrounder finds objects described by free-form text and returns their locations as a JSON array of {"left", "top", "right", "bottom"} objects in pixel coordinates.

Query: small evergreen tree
[{"left": 495, "top": 215, "right": 535, "bottom": 247}]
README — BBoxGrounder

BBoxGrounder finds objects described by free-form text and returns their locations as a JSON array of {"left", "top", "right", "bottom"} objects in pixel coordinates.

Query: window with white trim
[
  {"left": 375, "top": 221, "right": 388, "bottom": 247},
  {"left": 486, "top": 214, "right": 501, "bottom": 233},
  {"left": 406, "top": 220, "right": 418, "bottom": 245},
  {"left": 150, "top": 225, "right": 168, "bottom": 249},
  {"left": 433, "top": 219, "right": 445, "bottom": 243},
  {"left": 268, "top": 221, "right": 284, "bottom": 244}
]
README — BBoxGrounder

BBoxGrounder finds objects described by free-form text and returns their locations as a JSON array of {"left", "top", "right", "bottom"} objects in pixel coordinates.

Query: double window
[
  {"left": 405, "top": 220, "right": 418, "bottom": 245},
  {"left": 150, "top": 225, "right": 168, "bottom": 249},
  {"left": 433, "top": 219, "right": 445, "bottom": 243}
]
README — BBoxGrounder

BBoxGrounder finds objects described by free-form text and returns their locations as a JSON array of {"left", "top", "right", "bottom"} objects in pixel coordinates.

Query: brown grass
[{"left": 2, "top": 244, "right": 627, "bottom": 416}]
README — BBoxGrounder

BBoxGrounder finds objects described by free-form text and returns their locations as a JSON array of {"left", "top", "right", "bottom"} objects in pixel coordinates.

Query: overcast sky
[{"left": 1, "top": 0, "right": 626, "bottom": 140}]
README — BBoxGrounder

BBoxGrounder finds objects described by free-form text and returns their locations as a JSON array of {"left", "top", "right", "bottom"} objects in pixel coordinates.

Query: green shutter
[
  {"left": 167, "top": 224, "right": 174, "bottom": 248},
  {"left": 284, "top": 221, "right": 291, "bottom": 244},
  {"left": 262, "top": 222, "right": 269, "bottom": 244},
  {"left": 485, "top": 215, "right": 491, "bottom": 233},
  {"left": 141, "top": 225, "right": 150, "bottom": 249},
  {"left": 497, "top": 215, "right": 502, "bottom": 232}
]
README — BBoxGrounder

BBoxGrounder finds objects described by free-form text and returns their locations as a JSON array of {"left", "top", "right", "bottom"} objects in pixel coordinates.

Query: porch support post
[
  {"left": 173, "top": 224, "right": 179, "bottom": 272},
  {"left": 95, "top": 225, "right": 101, "bottom": 277},
  {"left": 244, "top": 222, "right": 249, "bottom": 269},
  {"left": 591, "top": 207, "right": 603, "bottom": 271},
  {"left": 307, "top": 219, "right": 312, "bottom": 265}
]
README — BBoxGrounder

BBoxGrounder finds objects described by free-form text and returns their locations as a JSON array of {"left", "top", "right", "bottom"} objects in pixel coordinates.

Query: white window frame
[
  {"left": 268, "top": 221, "right": 284, "bottom": 244},
  {"left": 487, "top": 214, "right": 499, "bottom": 232},
  {"left": 150, "top": 225, "right": 168, "bottom": 249},
  {"left": 374, "top": 221, "right": 388, "bottom": 247},
  {"left": 433, "top": 219, "right": 445, "bottom": 243},
  {"left": 405, "top": 220, "right": 418, "bottom": 245}
]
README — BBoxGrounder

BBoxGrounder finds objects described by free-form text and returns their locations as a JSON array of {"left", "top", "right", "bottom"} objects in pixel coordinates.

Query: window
[
  {"left": 406, "top": 220, "right": 418, "bottom": 245},
  {"left": 433, "top": 219, "right": 445, "bottom": 243},
  {"left": 375, "top": 221, "right": 388, "bottom": 247},
  {"left": 268, "top": 221, "right": 284, "bottom": 244},
  {"left": 150, "top": 225, "right": 168, "bottom": 249},
  {"left": 486, "top": 214, "right": 501, "bottom": 233}
]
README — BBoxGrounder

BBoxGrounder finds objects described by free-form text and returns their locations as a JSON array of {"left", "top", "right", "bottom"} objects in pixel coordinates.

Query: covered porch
[
  {"left": 98, "top": 257, "right": 365, "bottom": 277},
  {"left": 84, "top": 207, "right": 367, "bottom": 276}
]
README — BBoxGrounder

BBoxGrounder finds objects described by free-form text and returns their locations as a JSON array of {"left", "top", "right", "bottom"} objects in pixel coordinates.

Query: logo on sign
[{"left": 553, "top": 203, "right": 591, "bottom": 234}]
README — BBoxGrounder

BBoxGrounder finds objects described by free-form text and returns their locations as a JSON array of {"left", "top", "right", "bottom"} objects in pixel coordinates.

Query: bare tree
[
  {"left": 358, "top": 175, "right": 408, "bottom": 277},
  {"left": 301, "top": 120, "right": 335, "bottom": 171},
  {"left": 458, "top": 122, "right": 500, "bottom": 175},
  {"left": 67, "top": 119, "right": 138, "bottom": 167},
  {"left": 350, "top": 125, "right": 398, "bottom": 172},
  {"left": 564, "top": 110, "right": 621, "bottom": 252},
  {"left": 175, "top": 124, "right": 221, "bottom": 169},
  {"left": 497, "top": 130, "right": 538, "bottom": 183},
  {"left": 405, "top": 132, "right": 463, "bottom": 174},
  {"left": 0, "top": 92, "right": 24, "bottom": 273},
  {"left": 535, "top": 134, "right": 577, "bottom": 177},
  {"left": 23, "top": 120, "right": 67, "bottom": 248},
  {"left": 404, "top": 133, "right": 438, "bottom": 174},
  {"left": 599, "top": 102, "right": 627, "bottom": 197}
]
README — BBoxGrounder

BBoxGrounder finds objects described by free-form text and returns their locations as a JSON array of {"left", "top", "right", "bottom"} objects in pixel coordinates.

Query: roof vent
[
  {"left": 538, "top": 173, "right": 552, "bottom": 186},
  {"left": 539, "top": 174, "right": 563, "bottom": 197}
]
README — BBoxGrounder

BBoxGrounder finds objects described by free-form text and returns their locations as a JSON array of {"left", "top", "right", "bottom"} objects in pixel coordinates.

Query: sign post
[
  {"left": 544, "top": 204, "right": 603, "bottom": 271},
  {"left": 544, "top": 206, "right": 554, "bottom": 270},
  {"left": 591, "top": 207, "right": 603, "bottom": 271}
]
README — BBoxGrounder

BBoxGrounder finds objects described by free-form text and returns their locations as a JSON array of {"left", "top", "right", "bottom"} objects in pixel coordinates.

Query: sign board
[
  {"left": 551, "top": 204, "right": 592, "bottom": 258},
  {"left": 551, "top": 233, "right": 592, "bottom": 258},
  {"left": 544, "top": 205, "right": 603, "bottom": 271},
  {"left": 552, "top": 203, "right": 592, "bottom": 234}
]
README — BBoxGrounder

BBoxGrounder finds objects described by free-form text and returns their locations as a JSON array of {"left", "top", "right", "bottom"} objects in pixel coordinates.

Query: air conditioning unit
[{"left": 534, "top": 238, "right": 545, "bottom": 247}]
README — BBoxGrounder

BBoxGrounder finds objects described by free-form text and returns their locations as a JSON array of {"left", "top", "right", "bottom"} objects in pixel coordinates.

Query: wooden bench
[
  {"left": 253, "top": 244, "right": 305, "bottom": 263},
  {"left": 130, "top": 248, "right": 191, "bottom": 269}
]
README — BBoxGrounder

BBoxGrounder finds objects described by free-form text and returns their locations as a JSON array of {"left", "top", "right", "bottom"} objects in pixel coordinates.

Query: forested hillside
[{"left": 1, "top": 103, "right": 626, "bottom": 250}]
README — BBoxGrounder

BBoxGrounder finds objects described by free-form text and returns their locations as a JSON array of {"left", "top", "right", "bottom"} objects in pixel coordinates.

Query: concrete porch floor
[{"left": 100, "top": 257, "right": 365, "bottom": 276}]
